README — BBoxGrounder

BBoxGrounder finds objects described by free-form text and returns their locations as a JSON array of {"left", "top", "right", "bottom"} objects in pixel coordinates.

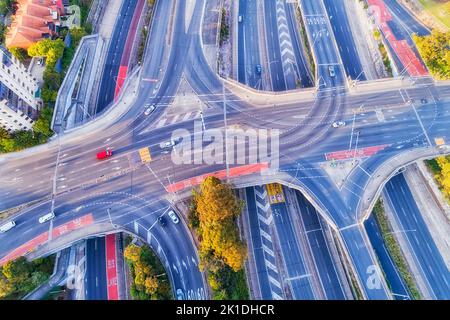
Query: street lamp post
[
  {"left": 222, "top": 80, "right": 230, "bottom": 180},
  {"left": 107, "top": 208, "right": 118, "bottom": 229}
]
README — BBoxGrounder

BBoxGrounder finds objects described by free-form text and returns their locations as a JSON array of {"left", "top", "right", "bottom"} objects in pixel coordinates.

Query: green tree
[
  {"left": 124, "top": 244, "right": 142, "bottom": 263},
  {"left": 8, "top": 47, "right": 27, "bottom": 62},
  {"left": 413, "top": 31, "right": 450, "bottom": 80},
  {"left": 0, "top": 136, "right": 15, "bottom": 153},
  {"left": 0, "top": 273, "right": 13, "bottom": 298},
  {"left": 11, "top": 130, "right": 38, "bottom": 150},
  {"left": 32, "top": 107, "right": 53, "bottom": 137},
  {"left": 70, "top": 27, "right": 87, "bottom": 47},
  {"left": 28, "top": 39, "right": 65, "bottom": 68},
  {"left": 0, "top": 0, "right": 15, "bottom": 16}
]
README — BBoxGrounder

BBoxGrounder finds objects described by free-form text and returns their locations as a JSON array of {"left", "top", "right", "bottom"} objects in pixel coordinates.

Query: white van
[
  {"left": 168, "top": 210, "right": 180, "bottom": 224},
  {"left": 39, "top": 212, "right": 55, "bottom": 224},
  {"left": 0, "top": 221, "right": 16, "bottom": 233}
]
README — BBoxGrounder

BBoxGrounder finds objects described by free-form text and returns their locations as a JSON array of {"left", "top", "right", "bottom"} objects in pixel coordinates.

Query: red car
[{"left": 96, "top": 148, "right": 113, "bottom": 160}]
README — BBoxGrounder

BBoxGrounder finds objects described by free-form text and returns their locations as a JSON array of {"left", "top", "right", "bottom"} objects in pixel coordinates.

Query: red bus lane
[
  {"left": 0, "top": 214, "right": 94, "bottom": 266},
  {"left": 325, "top": 144, "right": 390, "bottom": 161},
  {"left": 367, "top": 0, "right": 428, "bottom": 77},
  {"left": 167, "top": 163, "right": 270, "bottom": 193},
  {"left": 114, "top": 0, "right": 145, "bottom": 100},
  {"left": 105, "top": 234, "right": 119, "bottom": 300}
]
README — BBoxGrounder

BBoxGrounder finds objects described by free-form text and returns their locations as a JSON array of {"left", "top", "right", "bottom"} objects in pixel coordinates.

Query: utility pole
[
  {"left": 223, "top": 80, "right": 230, "bottom": 180},
  {"left": 49, "top": 136, "right": 62, "bottom": 242}
]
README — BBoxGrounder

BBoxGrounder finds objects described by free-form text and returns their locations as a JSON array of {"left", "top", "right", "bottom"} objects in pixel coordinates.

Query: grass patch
[
  {"left": 296, "top": 6, "right": 315, "bottom": 81},
  {"left": 418, "top": 0, "right": 450, "bottom": 29},
  {"left": 372, "top": 199, "right": 421, "bottom": 299},
  {"left": 219, "top": 8, "right": 229, "bottom": 46},
  {"left": 137, "top": 0, "right": 157, "bottom": 63},
  {"left": 378, "top": 42, "right": 393, "bottom": 77}
]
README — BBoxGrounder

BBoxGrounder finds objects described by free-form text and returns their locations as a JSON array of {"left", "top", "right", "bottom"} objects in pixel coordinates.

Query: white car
[
  {"left": 144, "top": 104, "right": 155, "bottom": 116},
  {"left": 0, "top": 221, "right": 16, "bottom": 233},
  {"left": 332, "top": 121, "right": 345, "bottom": 128},
  {"left": 238, "top": 15, "right": 243, "bottom": 23},
  {"left": 328, "top": 65, "right": 336, "bottom": 77},
  {"left": 167, "top": 210, "right": 179, "bottom": 224},
  {"left": 176, "top": 289, "right": 184, "bottom": 300},
  {"left": 160, "top": 141, "right": 175, "bottom": 149},
  {"left": 39, "top": 212, "right": 55, "bottom": 224}
]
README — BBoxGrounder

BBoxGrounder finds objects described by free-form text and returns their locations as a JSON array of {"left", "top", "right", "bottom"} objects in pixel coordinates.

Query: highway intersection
[{"left": 0, "top": 0, "right": 449, "bottom": 300}]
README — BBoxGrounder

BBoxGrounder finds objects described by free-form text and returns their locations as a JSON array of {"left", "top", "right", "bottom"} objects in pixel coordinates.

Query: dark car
[
  {"left": 255, "top": 64, "right": 262, "bottom": 75},
  {"left": 158, "top": 216, "right": 166, "bottom": 227}
]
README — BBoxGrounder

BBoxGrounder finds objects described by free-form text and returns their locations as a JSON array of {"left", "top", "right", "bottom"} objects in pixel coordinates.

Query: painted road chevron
[
  {"left": 253, "top": 185, "right": 284, "bottom": 299},
  {"left": 276, "top": 0, "right": 296, "bottom": 79}
]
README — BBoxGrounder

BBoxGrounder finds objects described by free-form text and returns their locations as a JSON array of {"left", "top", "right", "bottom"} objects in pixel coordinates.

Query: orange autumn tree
[
  {"left": 193, "top": 176, "right": 247, "bottom": 272},
  {"left": 436, "top": 156, "right": 450, "bottom": 200},
  {"left": 124, "top": 244, "right": 159, "bottom": 296}
]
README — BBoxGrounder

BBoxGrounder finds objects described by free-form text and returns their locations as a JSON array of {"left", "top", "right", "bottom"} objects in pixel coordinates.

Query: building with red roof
[{"left": 5, "top": 0, "right": 64, "bottom": 50}]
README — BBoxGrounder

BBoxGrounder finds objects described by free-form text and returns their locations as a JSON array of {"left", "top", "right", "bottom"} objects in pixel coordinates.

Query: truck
[{"left": 96, "top": 148, "right": 113, "bottom": 160}]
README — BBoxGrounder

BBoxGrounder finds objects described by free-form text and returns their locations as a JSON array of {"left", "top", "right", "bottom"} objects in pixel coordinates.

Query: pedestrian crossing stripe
[
  {"left": 266, "top": 183, "right": 285, "bottom": 204},
  {"left": 139, "top": 147, "right": 152, "bottom": 163}
]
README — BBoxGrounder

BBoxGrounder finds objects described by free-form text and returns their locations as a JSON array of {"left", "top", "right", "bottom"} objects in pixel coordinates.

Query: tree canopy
[
  {"left": 413, "top": 30, "right": 450, "bottom": 80},
  {"left": 435, "top": 156, "right": 450, "bottom": 200},
  {"left": 27, "top": 39, "right": 65, "bottom": 68},
  {"left": 124, "top": 243, "right": 170, "bottom": 299},
  {"left": 0, "top": 256, "right": 54, "bottom": 299},
  {"left": 193, "top": 176, "right": 247, "bottom": 272}
]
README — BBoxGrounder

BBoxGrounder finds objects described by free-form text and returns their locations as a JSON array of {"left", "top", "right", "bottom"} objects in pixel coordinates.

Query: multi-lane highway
[
  {"left": 96, "top": 0, "right": 140, "bottom": 113},
  {"left": 238, "top": 0, "right": 313, "bottom": 90},
  {"left": 323, "top": 0, "right": 365, "bottom": 80},
  {"left": 384, "top": 174, "right": 450, "bottom": 299},
  {"left": 365, "top": 213, "right": 411, "bottom": 300},
  {"left": 0, "top": 0, "right": 449, "bottom": 300},
  {"left": 85, "top": 237, "right": 107, "bottom": 300}
]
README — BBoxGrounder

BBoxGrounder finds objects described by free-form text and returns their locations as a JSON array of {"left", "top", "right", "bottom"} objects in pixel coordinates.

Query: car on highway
[
  {"left": 332, "top": 121, "right": 345, "bottom": 128},
  {"left": 176, "top": 289, "right": 184, "bottom": 300},
  {"left": 328, "top": 65, "right": 336, "bottom": 77},
  {"left": 168, "top": 210, "right": 179, "bottom": 224},
  {"left": 96, "top": 148, "right": 113, "bottom": 160},
  {"left": 238, "top": 15, "right": 243, "bottom": 23},
  {"left": 0, "top": 221, "right": 16, "bottom": 233},
  {"left": 158, "top": 216, "right": 167, "bottom": 227},
  {"left": 255, "top": 64, "right": 262, "bottom": 75},
  {"left": 39, "top": 212, "right": 55, "bottom": 224},
  {"left": 144, "top": 104, "right": 156, "bottom": 116},
  {"left": 160, "top": 140, "right": 175, "bottom": 149}
]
